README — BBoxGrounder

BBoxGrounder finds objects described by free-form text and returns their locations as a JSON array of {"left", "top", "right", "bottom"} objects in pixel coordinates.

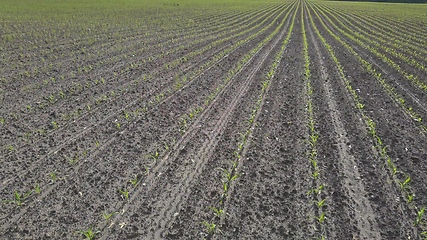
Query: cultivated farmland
[{"left": 1, "top": 0, "right": 427, "bottom": 239}]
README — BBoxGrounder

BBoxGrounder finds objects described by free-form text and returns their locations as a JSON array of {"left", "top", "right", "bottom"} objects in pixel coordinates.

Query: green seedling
[
  {"left": 102, "top": 211, "right": 116, "bottom": 221},
  {"left": 123, "top": 111, "right": 130, "bottom": 121},
  {"left": 202, "top": 221, "right": 216, "bottom": 234},
  {"left": 48, "top": 95, "right": 55, "bottom": 103},
  {"left": 407, "top": 193, "right": 414, "bottom": 203},
  {"left": 308, "top": 185, "right": 324, "bottom": 195},
  {"left": 3, "top": 190, "right": 33, "bottom": 206},
  {"left": 116, "top": 122, "right": 121, "bottom": 129},
  {"left": 119, "top": 189, "right": 129, "bottom": 200},
  {"left": 414, "top": 207, "right": 425, "bottom": 226},
  {"left": 35, "top": 184, "right": 41, "bottom": 194},
  {"left": 313, "top": 170, "right": 321, "bottom": 179},
  {"left": 6, "top": 145, "right": 15, "bottom": 153},
  {"left": 49, "top": 172, "right": 57, "bottom": 183},
  {"left": 316, "top": 198, "right": 326, "bottom": 208},
  {"left": 52, "top": 121, "right": 58, "bottom": 129},
  {"left": 76, "top": 227, "right": 99, "bottom": 240},
  {"left": 144, "top": 166, "right": 150, "bottom": 176},
  {"left": 399, "top": 176, "right": 411, "bottom": 190},
  {"left": 209, "top": 206, "right": 224, "bottom": 218},
  {"left": 129, "top": 175, "right": 138, "bottom": 187},
  {"left": 68, "top": 156, "right": 79, "bottom": 166},
  {"left": 221, "top": 168, "right": 239, "bottom": 183},
  {"left": 316, "top": 212, "right": 326, "bottom": 223},
  {"left": 150, "top": 150, "right": 159, "bottom": 161}
]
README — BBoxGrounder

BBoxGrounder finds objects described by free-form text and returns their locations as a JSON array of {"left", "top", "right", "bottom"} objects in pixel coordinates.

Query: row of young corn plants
[
  {"left": 316, "top": 4, "right": 427, "bottom": 72},
  {"left": 361, "top": 14, "right": 427, "bottom": 47},
  {"left": 0, "top": 4, "right": 289, "bottom": 157},
  {"left": 308, "top": 2, "right": 427, "bottom": 134},
  {"left": 3, "top": 2, "right": 292, "bottom": 183},
  {"left": 0, "top": 2, "right": 249, "bottom": 61},
  {"left": 0, "top": 3, "right": 279, "bottom": 121},
  {"left": 0, "top": 3, "right": 293, "bottom": 208},
  {"left": 318, "top": 5, "right": 427, "bottom": 65},
  {"left": 3, "top": 3, "right": 275, "bottom": 89},
  {"left": 173, "top": 3, "right": 295, "bottom": 136},
  {"left": 312, "top": 3, "right": 427, "bottom": 91},
  {"left": 314, "top": 1, "right": 427, "bottom": 46},
  {"left": 195, "top": 2, "right": 299, "bottom": 237},
  {"left": 306, "top": 3, "right": 427, "bottom": 238},
  {"left": 301, "top": 4, "right": 327, "bottom": 239},
  {"left": 98, "top": 4, "right": 298, "bottom": 237},
  {"left": 0, "top": 3, "right": 296, "bottom": 235}
]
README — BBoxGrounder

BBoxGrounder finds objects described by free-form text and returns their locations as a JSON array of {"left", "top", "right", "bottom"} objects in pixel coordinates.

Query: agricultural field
[{"left": 1, "top": 0, "right": 427, "bottom": 239}]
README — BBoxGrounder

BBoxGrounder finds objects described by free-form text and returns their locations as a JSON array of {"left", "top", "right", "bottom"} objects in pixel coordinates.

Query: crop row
[{"left": 306, "top": 1, "right": 427, "bottom": 237}]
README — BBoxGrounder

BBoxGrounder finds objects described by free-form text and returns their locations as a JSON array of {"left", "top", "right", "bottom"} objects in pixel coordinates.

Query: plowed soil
[{"left": 1, "top": 0, "right": 427, "bottom": 239}]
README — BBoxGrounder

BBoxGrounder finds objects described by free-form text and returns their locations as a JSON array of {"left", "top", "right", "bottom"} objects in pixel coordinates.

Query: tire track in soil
[
  {"left": 309, "top": 3, "right": 427, "bottom": 215},
  {"left": 218, "top": 8, "right": 315, "bottom": 239},
  {"left": 0, "top": 4, "right": 282, "bottom": 151},
  {"left": 0, "top": 2, "right": 287, "bottom": 170},
  {"left": 306, "top": 4, "right": 418, "bottom": 238},
  {"left": 0, "top": 3, "right": 288, "bottom": 194},
  {"left": 313, "top": 5, "right": 427, "bottom": 122},
  {"left": 0, "top": 4, "right": 293, "bottom": 236},
  {"left": 306, "top": 10, "right": 381, "bottom": 239},
  {"left": 96, "top": 4, "right": 295, "bottom": 239}
]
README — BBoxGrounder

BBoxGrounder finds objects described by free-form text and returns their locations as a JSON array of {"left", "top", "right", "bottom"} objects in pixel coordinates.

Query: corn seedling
[
  {"left": 103, "top": 211, "right": 116, "bottom": 221},
  {"left": 414, "top": 207, "right": 425, "bottom": 226},
  {"left": 202, "top": 221, "right": 216, "bottom": 234},
  {"left": 150, "top": 150, "right": 159, "bottom": 161},
  {"left": 52, "top": 121, "right": 58, "bottom": 129},
  {"left": 119, "top": 189, "right": 129, "bottom": 200},
  {"left": 129, "top": 175, "right": 138, "bottom": 187},
  {"left": 209, "top": 206, "right": 224, "bottom": 218},
  {"left": 35, "top": 184, "right": 40, "bottom": 194},
  {"left": 76, "top": 227, "right": 99, "bottom": 240},
  {"left": 399, "top": 176, "right": 411, "bottom": 190},
  {"left": 316, "top": 198, "right": 327, "bottom": 208},
  {"left": 407, "top": 193, "right": 414, "bottom": 203},
  {"left": 316, "top": 212, "right": 326, "bottom": 224},
  {"left": 2, "top": 190, "right": 33, "bottom": 206},
  {"left": 49, "top": 172, "right": 57, "bottom": 183}
]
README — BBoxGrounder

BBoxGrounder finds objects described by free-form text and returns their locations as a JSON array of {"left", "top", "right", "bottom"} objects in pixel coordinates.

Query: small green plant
[
  {"left": 35, "top": 184, "right": 40, "bottom": 194},
  {"left": 407, "top": 193, "right": 414, "bottom": 203},
  {"left": 103, "top": 211, "right": 116, "bottom": 221},
  {"left": 399, "top": 176, "right": 411, "bottom": 190},
  {"left": 129, "top": 175, "right": 138, "bottom": 187},
  {"left": 52, "top": 121, "right": 58, "bottom": 129},
  {"left": 119, "top": 189, "right": 129, "bottom": 200},
  {"left": 49, "top": 172, "right": 57, "bottom": 183},
  {"left": 3, "top": 190, "right": 33, "bottom": 206},
  {"left": 123, "top": 111, "right": 130, "bottom": 121},
  {"left": 202, "top": 221, "right": 216, "bottom": 234},
  {"left": 316, "top": 198, "right": 327, "bottom": 208},
  {"left": 414, "top": 207, "right": 425, "bottom": 226},
  {"left": 307, "top": 184, "right": 324, "bottom": 195},
  {"left": 209, "top": 206, "right": 224, "bottom": 218},
  {"left": 316, "top": 212, "right": 326, "bottom": 223},
  {"left": 150, "top": 150, "right": 159, "bottom": 161},
  {"left": 48, "top": 95, "right": 55, "bottom": 103},
  {"left": 6, "top": 145, "right": 15, "bottom": 153},
  {"left": 76, "top": 227, "right": 99, "bottom": 240},
  {"left": 144, "top": 165, "right": 150, "bottom": 175}
]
